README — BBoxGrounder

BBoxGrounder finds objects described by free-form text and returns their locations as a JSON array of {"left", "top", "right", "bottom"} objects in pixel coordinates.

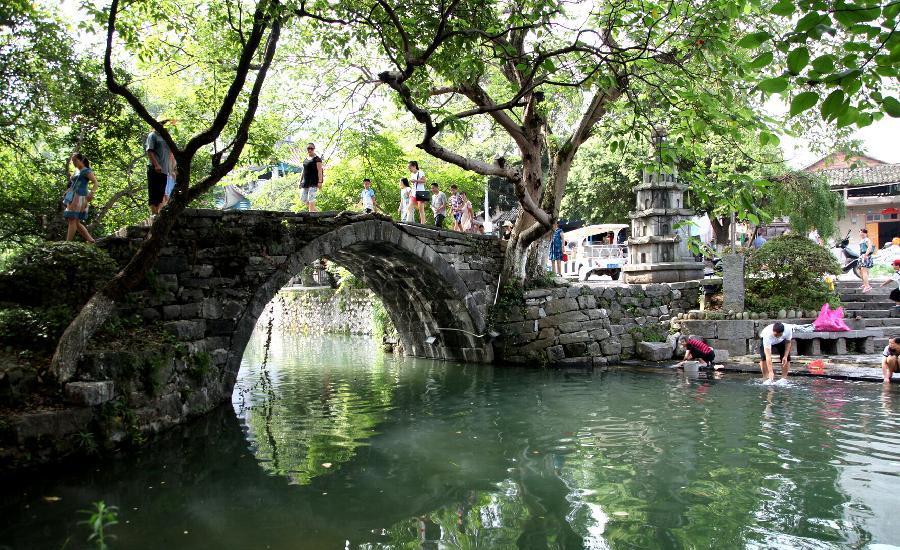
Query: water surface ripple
[{"left": 2, "top": 332, "right": 900, "bottom": 549}]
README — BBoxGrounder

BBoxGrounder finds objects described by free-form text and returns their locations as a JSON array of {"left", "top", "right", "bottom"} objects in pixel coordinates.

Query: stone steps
[
  {"left": 841, "top": 292, "right": 893, "bottom": 302},
  {"left": 836, "top": 280, "right": 891, "bottom": 289},
  {"left": 841, "top": 301, "right": 896, "bottom": 310},
  {"left": 860, "top": 318, "right": 900, "bottom": 328},
  {"left": 840, "top": 309, "right": 894, "bottom": 319}
]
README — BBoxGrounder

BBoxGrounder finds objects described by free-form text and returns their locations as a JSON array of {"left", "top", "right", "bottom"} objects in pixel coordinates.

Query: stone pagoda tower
[{"left": 623, "top": 127, "right": 704, "bottom": 284}]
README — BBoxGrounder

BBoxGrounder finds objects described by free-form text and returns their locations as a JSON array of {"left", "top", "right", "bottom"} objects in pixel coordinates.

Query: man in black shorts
[
  {"left": 758, "top": 322, "right": 794, "bottom": 381},
  {"left": 145, "top": 120, "right": 175, "bottom": 215}
]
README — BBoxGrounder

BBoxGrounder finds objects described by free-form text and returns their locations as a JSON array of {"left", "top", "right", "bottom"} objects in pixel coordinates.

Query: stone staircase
[{"left": 837, "top": 281, "right": 899, "bottom": 350}]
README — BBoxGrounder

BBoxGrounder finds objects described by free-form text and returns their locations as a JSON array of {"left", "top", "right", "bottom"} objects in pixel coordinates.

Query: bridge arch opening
[{"left": 224, "top": 220, "right": 494, "bottom": 383}]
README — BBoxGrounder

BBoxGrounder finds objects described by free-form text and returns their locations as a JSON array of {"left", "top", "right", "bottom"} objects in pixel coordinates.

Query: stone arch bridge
[{"left": 99, "top": 209, "right": 504, "bottom": 390}]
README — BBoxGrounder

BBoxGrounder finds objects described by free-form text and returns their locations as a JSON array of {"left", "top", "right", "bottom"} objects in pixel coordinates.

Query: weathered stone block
[
  {"left": 577, "top": 295, "right": 597, "bottom": 310},
  {"left": 12, "top": 408, "right": 93, "bottom": 444},
  {"left": 538, "top": 310, "right": 588, "bottom": 329},
  {"left": 164, "top": 320, "right": 206, "bottom": 341},
  {"left": 637, "top": 342, "right": 673, "bottom": 361},
  {"left": 544, "top": 298, "right": 579, "bottom": 315},
  {"left": 718, "top": 320, "right": 755, "bottom": 339},
  {"left": 162, "top": 305, "right": 182, "bottom": 320},
  {"left": 64, "top": 381, "right": 115, "bottom": 406},
  {"left": 679, "top": 320, "right": 718, "bottom": 339},
  {"left": 564, "top": 342, "right": 588, "bottom": 357},
  {"left": 547, "top": 345, "right": 565, "bottom": 362},
  {"left": 141, "top": 308, "right": 161, "bottom": 321},
  {"left": 156, "top": 255, "right": 190, "bottom": 274},
  {"left": 601, "top": 340, "right": 622, "bottom": 355},
  {"left": 709, "top": 338, "right": 748, "bottom": 356},
  {"left": 558, "top": 331, "right": 590, "bottom": 345},
  {"left": 181, "top": 302, "right": 201, "bottom": 318},
  {"left": 202, "top": 298, "right": 223, "bottom": 319}
]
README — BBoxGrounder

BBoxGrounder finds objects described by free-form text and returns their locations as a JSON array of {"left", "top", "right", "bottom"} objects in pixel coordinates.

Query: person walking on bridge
[
  {"left": 430, "top": 183, "right": 447, "bottom": 228},
  {"left": 63, "top": 153, "right": 98, "bottom": 243},
  {"left": 145, "top": 119, "right": 175, "bottom": 215},
  {"left": 408, "top": 161, "right": 428, "bottom": 224},
  {"left": 301, "top": 143, "right": 323, "bottom": 212},
  {"left": 360, "top": 178, "right": 377, "bottom": 214}
]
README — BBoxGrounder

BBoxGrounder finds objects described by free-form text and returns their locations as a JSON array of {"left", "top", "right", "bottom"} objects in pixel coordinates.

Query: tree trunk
[{"left": 709, "top": 215, "right": 731, "bottom": 249}]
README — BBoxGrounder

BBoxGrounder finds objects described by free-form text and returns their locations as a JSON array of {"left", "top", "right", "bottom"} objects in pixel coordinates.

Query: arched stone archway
[
  {"left": 225, "top": 221, "right": 494, "bottom": 384},
  {"left": 98, "top": 210, "right": 503, "bottom": 398}
]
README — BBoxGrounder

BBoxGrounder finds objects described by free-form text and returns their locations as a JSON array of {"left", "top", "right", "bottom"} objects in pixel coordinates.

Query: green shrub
[
  {"left": 0, "top": 306, "right": 74, "bottom": 351},
  {"left": 745, "top": 234, "right": 841, "bottom": 312},
  {"left": 0, "top": 241, "right": 117, "bottom": 308}
]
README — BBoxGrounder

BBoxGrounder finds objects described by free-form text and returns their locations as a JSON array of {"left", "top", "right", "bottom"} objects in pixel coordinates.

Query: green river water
[{"left": 3, "top": 330, "right": 900, "bottom": 549}]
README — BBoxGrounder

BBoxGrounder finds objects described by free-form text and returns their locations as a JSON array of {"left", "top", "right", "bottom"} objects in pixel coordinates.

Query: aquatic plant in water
[{"left": 79, "top": 501, "right": 118, "bottom": 549}]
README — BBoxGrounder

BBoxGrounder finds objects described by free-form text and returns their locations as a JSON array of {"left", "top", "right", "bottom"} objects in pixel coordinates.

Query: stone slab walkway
[
  {"left": 620, "top": 354, "right": 894, "bottom": 382},
  {"left": 720, "top": 354, "right": 891, "bottom": 382}
]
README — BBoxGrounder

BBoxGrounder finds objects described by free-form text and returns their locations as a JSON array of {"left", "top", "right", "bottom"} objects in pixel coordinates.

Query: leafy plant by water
[{"left": 79, "top": 501, "right": 118, "bottom": 550}]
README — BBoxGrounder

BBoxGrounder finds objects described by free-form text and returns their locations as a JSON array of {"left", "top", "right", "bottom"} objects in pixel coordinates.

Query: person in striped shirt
[{"left": 675, "top": 335, "right": 720, "bottom": 370}]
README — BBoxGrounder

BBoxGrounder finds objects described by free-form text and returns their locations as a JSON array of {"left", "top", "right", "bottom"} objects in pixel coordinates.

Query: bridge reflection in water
[{"left": 3, "top": 330, "right": 900, "bottom": 548}]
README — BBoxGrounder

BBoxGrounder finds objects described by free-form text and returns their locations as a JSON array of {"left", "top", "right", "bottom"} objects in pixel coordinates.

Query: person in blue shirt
[
  {"left": 752, "top": 230, "right": 767, "bottom": 249},
  {"left": 63, "top": 153, "right": 98, "bottom": 243},
  {"left": 549, "top": 221, "right": 564, "bottom": 276},
  {"left": 360, "top": 178, "right": 377, "bottom": 214}
]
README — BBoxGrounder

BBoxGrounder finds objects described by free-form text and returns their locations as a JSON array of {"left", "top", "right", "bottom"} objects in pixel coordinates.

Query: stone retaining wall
[
  {"left": 495, "top": 282, "right": 700, "bottom": 366},
  {"left": 257, "top": 287, "right": 380, "bottom": 335}
]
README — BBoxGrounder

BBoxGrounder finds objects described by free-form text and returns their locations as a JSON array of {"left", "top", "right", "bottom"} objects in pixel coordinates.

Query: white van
[{"left": 556, "top": 224, "right": 629, "bottom": 281}]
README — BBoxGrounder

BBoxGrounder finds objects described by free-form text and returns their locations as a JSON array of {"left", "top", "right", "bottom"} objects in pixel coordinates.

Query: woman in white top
[
  {"left": 407, "top": 160, "right": 427, "bottom": 224},
  {"left": 398, "top": 178, "right": 413, "bottom": 222}
]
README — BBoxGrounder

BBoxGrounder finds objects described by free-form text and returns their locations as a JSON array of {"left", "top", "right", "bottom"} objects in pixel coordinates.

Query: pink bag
[{"left": 813, "top": 304, "right": 850, "bottom": 332}]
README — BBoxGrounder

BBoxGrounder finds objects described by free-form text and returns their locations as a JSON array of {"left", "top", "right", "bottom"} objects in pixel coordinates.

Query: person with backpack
[{"left": 63, "top": 153, "right": 98, "bottom": 243}]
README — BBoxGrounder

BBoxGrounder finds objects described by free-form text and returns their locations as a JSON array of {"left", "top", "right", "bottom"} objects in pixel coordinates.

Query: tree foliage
[
  {"left": 247, "top": 129, "right": 485, "bottom": 220},
  {"left": 304, "top": 0, "right": 794, "bottom": 279},
  {"left": 744, "top": 0, "right": 900, "bottom": 126},
  {"left": 768, "top": 171, "right": 846, "bottom": 239}
]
